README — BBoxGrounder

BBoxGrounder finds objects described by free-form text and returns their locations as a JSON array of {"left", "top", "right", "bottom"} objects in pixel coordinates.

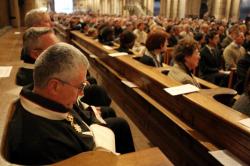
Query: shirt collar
[
  {"left": 232, "top": 42, "right": 241, "bottom": 48},
  {"left": 20, "top": 95, "right": 69, "bottom": 120},
  {"left": 206, "top": 44, "right": 215, "bottom": 51},
  {"left": 145, "top": 49, "right": 162, "bottom": 67}
]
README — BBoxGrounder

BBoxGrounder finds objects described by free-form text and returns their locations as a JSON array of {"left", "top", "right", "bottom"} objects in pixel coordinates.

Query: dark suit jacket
[
  {"left": 237, "top": 53, "right": 250, "bottom": 80},
  {"left": 139, "top": 51, "right": 163, "bottom": 67},
  {"left": 139, "top": 54, "right": 156, "bottom": 67},
  {"left": 16, "top": 67, "right": 34, "bottom": 86},
  {"left": 235, "top": 53, "right": 250, "bottom": 93},
  {"left": 199, "top": 46, "right": 223, "bottom": 76}
]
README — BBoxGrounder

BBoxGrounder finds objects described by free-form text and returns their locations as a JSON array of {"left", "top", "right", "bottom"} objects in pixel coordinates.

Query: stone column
[
  {"left": 230, "top": 0, "right": 240, "bottom": 22},
  {"left": 185, "top": 0, "right": 191, "bottom": 17},
  {"left": 104, "top": 0, "right": 109, "bottom": 14},
  {"left": 147, "top": 0, "right": 154, "bottom": 15},
  {"left": 171, "top": 0, "right": 178, "bottom": 18},
  {"left": 207, "top": 0, "right": 214, "bottom": 16},
  {"left": 160, "top": 0, "right": 167, "bottom": 17},
  {"left": 225, "top": 0, "right": 232, "bottom": 20},
  {"left": 111, "top": 0, "right": 115, "bottom": 14},
  {"left": 114, "top": 0, "right": 117, "bottom": 15},
  {"left": 219, "top": 0, "right": 227, "bottom": 20},
  {"left": 212, "top": 0, "right": 221, "bottom": 19},
  {"left": 166, "top": 0, "right": 171, "bottom": 18},
  {"left": 178, "top": 0, "right": 186, "bottom": 18},
  {"left": 192, "top": 0, "right": 201, "bottom": 18}
]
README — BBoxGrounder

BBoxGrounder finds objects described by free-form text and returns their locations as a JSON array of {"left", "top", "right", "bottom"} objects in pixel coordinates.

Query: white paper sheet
[
  {"left": 14, "top": 31, "right": 21, "bottom": 35},
  {"left": 209, "top": 150, "right": 247, "bottom": 166},
  {"left": 109, "top": 52, "right": 128, "bottom": 57},
  {"left": 90, "top": 124, "right": 116, "bottom": 154},
  {"left": 121, "top": 80, "right": 138, "bottom": 88},
  {"left": 0, "top": 66, "right": 12, "bottom": 78},
  {"left": 102, "top": 45, "right": 113, "bottom": 50},
  {"left": 239, "top": 118, "right": 250, "bottom": 128},
  {"left": 163, "top": 84, "right": 199, "bottom": 96}
]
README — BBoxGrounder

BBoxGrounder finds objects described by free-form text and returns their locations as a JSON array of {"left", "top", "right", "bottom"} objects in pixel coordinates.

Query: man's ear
[
  {"left": 47, "top": 79, "right": 60, "bottom": 95},
  {"left": 30, "top": 49, "right": 40, "bottom": 60}
]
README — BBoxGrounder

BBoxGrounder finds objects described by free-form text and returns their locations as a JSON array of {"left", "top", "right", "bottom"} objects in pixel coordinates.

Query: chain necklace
[{"left": 66, "top": 113, "right": 83, "bottom": 133}]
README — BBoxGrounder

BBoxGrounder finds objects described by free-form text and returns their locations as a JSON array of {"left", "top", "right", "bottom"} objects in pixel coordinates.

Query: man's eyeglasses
[{"left": 52, "top": 78, "right": 88, "bottom": 92}]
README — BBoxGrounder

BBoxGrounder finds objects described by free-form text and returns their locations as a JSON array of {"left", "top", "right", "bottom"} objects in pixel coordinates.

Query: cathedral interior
[{"left": 0, "top": 0, "right": 250, "bottom": 165}]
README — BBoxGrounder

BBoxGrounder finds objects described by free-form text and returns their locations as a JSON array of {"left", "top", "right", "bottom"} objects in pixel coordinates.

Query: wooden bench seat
[{"left": 53, "top": 148, "right": 173, "bottom": 166}]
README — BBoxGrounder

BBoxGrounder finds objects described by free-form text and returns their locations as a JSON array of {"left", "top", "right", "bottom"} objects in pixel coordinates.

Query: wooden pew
[
  {"left": 53, "top": 148, "right": 173, "bottom": 166},
  {"left": 70, "top": 30, "right": 250, "bottom": 164},
  {"left": 53, "top": 23, "right": 71, "bottom": 43}
]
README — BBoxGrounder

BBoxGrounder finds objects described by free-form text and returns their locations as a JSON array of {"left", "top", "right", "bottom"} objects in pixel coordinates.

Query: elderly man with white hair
[{"left": 7, "top": 43, "right": 135, "bottom": 165}]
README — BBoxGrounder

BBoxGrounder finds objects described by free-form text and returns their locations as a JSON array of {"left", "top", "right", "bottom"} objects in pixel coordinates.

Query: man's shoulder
[
  {"left": 140, "top": 54, "right": 153, "bottom": 62},
  {"left": 200, "top": 46, "right": 210, "bottom": 55},
  {"left": 169, "top": 64, "right": 187, "bottom": 79}
]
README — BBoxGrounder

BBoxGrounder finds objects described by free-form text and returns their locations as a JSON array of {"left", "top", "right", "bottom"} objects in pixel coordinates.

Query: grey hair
[
  {"left": 34, "top": 42, "right": 89, "bottom": 87},
  {"left": 25, "top": 9, "right": 48, "bottom": 28},
  {"left": 23, "top": 27, "right": 53, "bottom": 55}
]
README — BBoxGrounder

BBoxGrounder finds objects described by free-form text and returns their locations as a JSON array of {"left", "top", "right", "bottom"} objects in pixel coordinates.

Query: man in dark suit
[{"left": 199, "top": 30, "right": 228, "bottom": 86}]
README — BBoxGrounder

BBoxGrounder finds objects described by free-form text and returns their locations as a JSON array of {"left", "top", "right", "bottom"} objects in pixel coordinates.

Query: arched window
[{"left": 54, "top": 0, "right": 73, "bottom": 13}]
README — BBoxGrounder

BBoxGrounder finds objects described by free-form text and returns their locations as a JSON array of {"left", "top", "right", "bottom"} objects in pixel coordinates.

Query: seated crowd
[
  {"left": 50, "top": 10, "right": 250, "bottom": 123},
  {"left": 4, "top": 8, "right": 250, "bottom": 165}
]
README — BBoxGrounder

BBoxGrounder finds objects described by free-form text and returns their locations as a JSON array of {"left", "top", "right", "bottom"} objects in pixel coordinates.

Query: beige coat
[
  {"left": 168, "top": 63, "right": 200, "bottom": 88},
  {"left": 223, "top": 42, "right": 246, "bottom": 70}
]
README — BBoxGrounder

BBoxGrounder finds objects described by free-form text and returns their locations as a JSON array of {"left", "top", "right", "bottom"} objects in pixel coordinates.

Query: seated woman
[
  {"left": 139, "top": 30, "right": 168, "bottom": 67},
  {"left": 199, "top": 30, "right": 228, "bottom": 87},
  {"left": 233, "top": 68, "right": 250, "bottom": 115},
  {"left": 168, "top": 37, "right": 201, "bottom": 88},
  {"left": 115, "top": 31, "right": 136, "bottom": 54}
]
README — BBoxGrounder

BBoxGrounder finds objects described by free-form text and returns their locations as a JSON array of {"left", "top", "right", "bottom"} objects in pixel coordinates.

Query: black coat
[
  {"left": 199, "top": 46, "right": 223, "bottom": 76},
  {"left": 16, "top": 67, "right": 33, "bottom": 86},
  {"left": 6, "top": 86, "right": 95, "bottom": 165},
  {"left": 199, "top": 46, "right": 228, "bottom": 86},
  {"left": 235, "top": 53, "right": 250, "bottom": 93},
  {"left": 139, "top": 51, "right": 163, "bottom": 67}
]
